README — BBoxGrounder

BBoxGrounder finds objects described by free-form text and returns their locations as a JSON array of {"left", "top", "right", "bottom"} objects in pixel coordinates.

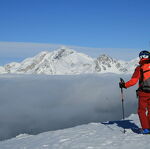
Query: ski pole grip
[{"left": 120, "top": 78, "right": 124, "bottom": 92}]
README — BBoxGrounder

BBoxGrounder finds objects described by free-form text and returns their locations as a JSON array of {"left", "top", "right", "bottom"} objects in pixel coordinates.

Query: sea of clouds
[{"left": 0, "top": 74, "right": 138, "bottom": 140}]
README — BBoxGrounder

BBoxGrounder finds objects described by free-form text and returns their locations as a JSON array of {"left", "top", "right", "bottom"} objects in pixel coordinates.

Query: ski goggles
[{"left": 139, "top": 55, "right": 149, "bottom": 59}]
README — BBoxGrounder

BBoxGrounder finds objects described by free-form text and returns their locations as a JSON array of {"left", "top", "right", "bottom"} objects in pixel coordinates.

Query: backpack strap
[
  {"left": 143, "top": 70, "right": 150, "bottom": 73},
  {"left": 139, "top": 66, "right": 144, "bottom": 85}
]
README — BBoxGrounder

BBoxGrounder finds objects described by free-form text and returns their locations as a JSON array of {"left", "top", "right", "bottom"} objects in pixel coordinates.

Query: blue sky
[{"left": 0, "top": 0, "right": 150, "bottom": 64}]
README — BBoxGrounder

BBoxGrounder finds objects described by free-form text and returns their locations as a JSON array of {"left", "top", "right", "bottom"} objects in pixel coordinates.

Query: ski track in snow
[{"left": 0, "top": 114, "right": 150, "bottom": 149}]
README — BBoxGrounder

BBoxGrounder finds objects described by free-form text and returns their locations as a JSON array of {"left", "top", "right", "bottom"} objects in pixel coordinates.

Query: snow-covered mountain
[
  {"left": 0, "top": 48, "right": 139, "bottom": 75},
  {"left": 0, "top": 114, "right": 148, "bottom": 149},
  {"left": 95, "top": 55, "right": 138, "bottom": 74}
]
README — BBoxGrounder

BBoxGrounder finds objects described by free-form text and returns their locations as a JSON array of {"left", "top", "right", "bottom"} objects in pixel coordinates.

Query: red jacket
[{"left": 125, "top": 58, "right": 150, "bottom": 97}]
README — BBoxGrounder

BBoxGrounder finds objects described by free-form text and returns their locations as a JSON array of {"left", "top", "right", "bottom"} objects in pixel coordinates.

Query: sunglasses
[{"left": 139, "top": 55, "right": 149, "bottom": 59}]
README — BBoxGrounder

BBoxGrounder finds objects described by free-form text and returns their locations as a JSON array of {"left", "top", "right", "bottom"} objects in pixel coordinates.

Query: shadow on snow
[{"left": 102, "top": 120, "right": 141, "bottom": 134}]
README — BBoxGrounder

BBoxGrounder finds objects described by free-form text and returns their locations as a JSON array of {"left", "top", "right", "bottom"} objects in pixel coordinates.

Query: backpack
[{"left": 139, "top": 62, "right": 150, "bottom": 92}]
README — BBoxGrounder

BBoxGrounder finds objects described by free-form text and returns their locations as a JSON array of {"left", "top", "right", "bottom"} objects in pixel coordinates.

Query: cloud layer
[{"left": 0, "top": 74, "right": 138, "bottom": 140}]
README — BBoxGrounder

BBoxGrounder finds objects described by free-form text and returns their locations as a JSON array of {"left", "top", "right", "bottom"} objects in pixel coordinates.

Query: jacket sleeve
[{"left": 125, "top": 66, "right": 140, "bottom": 88}]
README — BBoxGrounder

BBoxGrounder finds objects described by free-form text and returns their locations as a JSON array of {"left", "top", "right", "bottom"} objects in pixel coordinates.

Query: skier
[{"left": 119, "top": 50, "right": 150, "bottom": 134}]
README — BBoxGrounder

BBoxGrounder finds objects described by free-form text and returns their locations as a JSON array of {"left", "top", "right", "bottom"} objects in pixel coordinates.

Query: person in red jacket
[{"left": 119, "top": 50, "right": 150, "bottom": 134}]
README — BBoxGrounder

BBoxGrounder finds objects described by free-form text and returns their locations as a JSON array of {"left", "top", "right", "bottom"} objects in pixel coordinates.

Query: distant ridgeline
[{"left": 0, "top": 48, "right": 139, "bottom": 75}]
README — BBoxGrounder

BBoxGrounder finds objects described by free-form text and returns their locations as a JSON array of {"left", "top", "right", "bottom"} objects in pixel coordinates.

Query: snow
[
  {"left": 0, "top": 66, "right": 7, "bottom": 74},
  {"left": 0, "top": 114, "right": 150, "bottom": 149}
]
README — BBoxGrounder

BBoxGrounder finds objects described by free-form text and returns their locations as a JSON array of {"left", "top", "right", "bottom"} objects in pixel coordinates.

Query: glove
[{"left": 119, "top": 82, "right": 126, "bottom": 89}]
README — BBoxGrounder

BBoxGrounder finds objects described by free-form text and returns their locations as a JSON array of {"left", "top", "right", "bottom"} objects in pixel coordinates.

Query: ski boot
[{"left": 142, "top": 129, "right": 150, "bottom": 134}]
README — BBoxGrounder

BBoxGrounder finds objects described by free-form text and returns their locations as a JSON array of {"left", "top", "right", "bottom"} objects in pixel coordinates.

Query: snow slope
[
  {"left": 0, "top": 48, "right": 139, "bottom": 75},
  {"left": 0, "top": 114, "right": 149, "bottom": 149}
]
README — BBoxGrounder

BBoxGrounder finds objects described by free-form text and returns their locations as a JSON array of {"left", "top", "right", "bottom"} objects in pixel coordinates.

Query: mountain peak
[
  {"left": 98, "top": 54, "right": 114, "bottom": 61},
  {"left": 37, "top": 51, "right": 50, "bottom": 56},
  {"left": 53, "top": 48, "right": 74, "bottom": 60}
]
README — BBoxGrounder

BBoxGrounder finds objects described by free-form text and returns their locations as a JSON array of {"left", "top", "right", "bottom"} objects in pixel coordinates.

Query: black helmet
[{"left": 139, "top": 50, "right": 150, "bottom": 58}]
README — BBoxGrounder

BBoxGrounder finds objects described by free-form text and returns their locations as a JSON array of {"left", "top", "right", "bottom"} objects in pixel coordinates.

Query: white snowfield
[
  {"left": 0, "top": 48, "right": 139, "bottom": 75},
  {"left": 0, "top": 114, "right": 150, "bottom": 149}
]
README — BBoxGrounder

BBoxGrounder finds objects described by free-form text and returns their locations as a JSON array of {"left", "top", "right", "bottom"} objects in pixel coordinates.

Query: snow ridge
[
  {"left": 1, "top": 48, "right": 139, "bottom": 75},
  {"left": 0, "top": 114, "right": 149, "bottom": 149}
]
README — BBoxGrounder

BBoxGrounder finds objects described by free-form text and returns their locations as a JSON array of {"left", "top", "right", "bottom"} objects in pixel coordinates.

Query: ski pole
[{"left": 120, "top": 78, "right": 126, "bottom": 133}]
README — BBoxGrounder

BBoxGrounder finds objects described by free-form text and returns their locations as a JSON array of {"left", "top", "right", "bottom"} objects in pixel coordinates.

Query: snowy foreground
[{"left": 0, "top": 114, "right": 150, "bottom": 149}]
